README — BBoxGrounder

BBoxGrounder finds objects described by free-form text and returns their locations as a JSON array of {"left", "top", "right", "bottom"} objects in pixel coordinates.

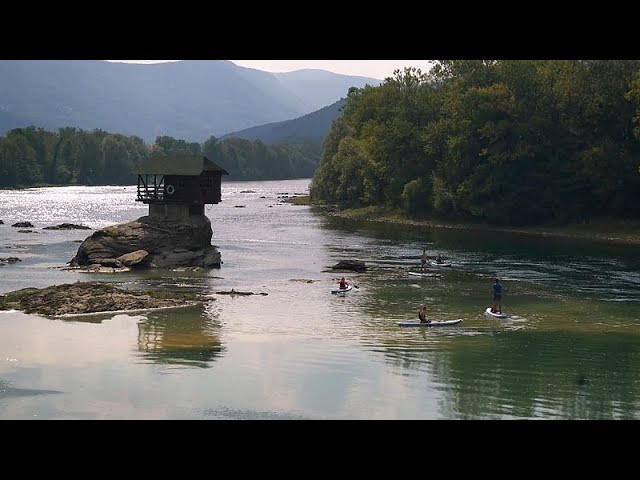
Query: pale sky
[{"left": 106, "top": 60, "right": 433, "bottom": 80}]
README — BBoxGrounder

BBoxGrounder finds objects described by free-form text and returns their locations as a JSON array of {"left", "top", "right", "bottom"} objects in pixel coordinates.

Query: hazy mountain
[
  {"left": 274, "top": 69, "right": 380, "bottom": 111},
  {"left": 0, "top": 60, "right": 375, "bottom": 143},
  {"left": 221, "top": 98, "right": 346, "bottom": 145}
]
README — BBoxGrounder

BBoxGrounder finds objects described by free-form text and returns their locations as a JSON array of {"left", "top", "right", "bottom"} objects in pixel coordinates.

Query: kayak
[
  {"left": 331, "top": 284, "right": 353, "bottom": 294},
  {"left": 397, "top": 319, "right": 463, "bottom": 327},
  {"left": 408, "top": 271, "right": 442, "bottom": 278},
  {"left": 484, "top": 307, "right": 508, "bottom": 319}
]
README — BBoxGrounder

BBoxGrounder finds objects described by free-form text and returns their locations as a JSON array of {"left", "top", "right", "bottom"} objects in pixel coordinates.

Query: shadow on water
[
  {"left": 135, "top": 305, "right": 226, "bottom": 368},
  {"left": 0, "top": 379, "right": 63, "bottom": 399},
  {"left": 321, "top": 214, "right": 640, "bottom": 316}
]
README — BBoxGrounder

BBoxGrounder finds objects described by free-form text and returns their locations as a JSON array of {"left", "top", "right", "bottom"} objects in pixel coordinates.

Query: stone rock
[
  {"left": 43, "top": 223, "right": 92, "bottom": 230},
  {"left": 0, "top": 281, "right": 206, "bottom": 316},
  {"left": 99, "top": 258, "right": 123, "bottom": 268},
  {"left": 0, "top": 257, "right": 21, "bottom": 266},
  {"left": 70, "top": 214, "right": 221, "bottom": 269},
  {"left": 12, "top": 221, "right": 34, "bottom": 228},
  {"left": 116, "top": 250, "right": 149, "bottom": 267},
  {"left": 331, "top": 260, "right": 367, "bottom": 272}
]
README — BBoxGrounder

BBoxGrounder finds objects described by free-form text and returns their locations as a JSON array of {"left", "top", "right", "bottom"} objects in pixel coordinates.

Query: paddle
[{"left": 504, "top": 304, "right": 518, "bottom": 317}]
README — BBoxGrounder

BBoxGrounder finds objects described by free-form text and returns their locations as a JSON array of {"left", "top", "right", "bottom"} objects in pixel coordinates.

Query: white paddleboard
[
  {"left": 408, "top": 271, "right": 442, "bottom": 278},
  {"left": 429, "top": 262, "right": 452, "bottom": 267},
  {"left": 331, "top": 284, "right": 353, "bottom": 294},
  {"left": 397, "top": 319, "right": 463, "bottom": 327},
  {"left": 485, "top": 307, "right": 508, "bottom": 319}
]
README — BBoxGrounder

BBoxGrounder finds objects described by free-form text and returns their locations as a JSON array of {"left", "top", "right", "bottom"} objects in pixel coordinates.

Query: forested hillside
[
  {"left": 221, "top": 99, "right": 345, "bottom": 144},
  {"left": 0, "top": 127, "right": 320, "bottom": 187},
  {"left": 310, "top": 60, "right": 640, "bottom": 225}
]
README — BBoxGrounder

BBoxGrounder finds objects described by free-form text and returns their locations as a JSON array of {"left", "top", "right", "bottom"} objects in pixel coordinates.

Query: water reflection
[
  {"left": 318, "top": 215, "right": 640, "bottom": 303},
  {"left": 2, "top": 181, "right": 640, "bottom": 419},
  {"left": 136, "top": 306, "right": 225, "bottom": 368},
  {"left": 379, "top": 330, "right": 640, "bottom": 420}
]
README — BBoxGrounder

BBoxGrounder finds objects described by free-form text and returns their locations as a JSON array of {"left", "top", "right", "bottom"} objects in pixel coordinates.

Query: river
[{"left": 1, "top": 179, "right": 639, "bottom": 419}]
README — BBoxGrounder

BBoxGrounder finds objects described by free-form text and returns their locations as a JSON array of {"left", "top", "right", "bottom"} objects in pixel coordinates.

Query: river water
[{"left": 1, "top": 179, "right": 639, "bottom": 419}]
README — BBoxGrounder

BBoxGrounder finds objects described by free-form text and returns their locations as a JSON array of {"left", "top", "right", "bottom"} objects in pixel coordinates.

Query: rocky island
[
  {"left": 68, "top": 214, "right": 222, "bottom": 270},
  {"left": 0, "top": 281, "right": 207, "bottom": 317},
  {"left": 69, "top": 155, "right": 228, "bottom": 271}
]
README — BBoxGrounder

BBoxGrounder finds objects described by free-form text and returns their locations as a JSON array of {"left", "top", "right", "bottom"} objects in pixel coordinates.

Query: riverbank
[{"left": 308, "top": 202, "right": 640, "bottom": 246}]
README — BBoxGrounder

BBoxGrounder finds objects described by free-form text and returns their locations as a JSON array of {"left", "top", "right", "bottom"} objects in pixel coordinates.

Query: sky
[{"left": 106, "top": 60, "right": 433, "bottom": 80}]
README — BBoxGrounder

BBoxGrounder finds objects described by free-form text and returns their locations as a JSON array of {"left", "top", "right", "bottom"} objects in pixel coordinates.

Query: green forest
[
  {"left": 0, "top": 128, "right": 321, "bottom": 187},
  {"left": 310, "top": 60, "right": 640, "bottom": 225}
]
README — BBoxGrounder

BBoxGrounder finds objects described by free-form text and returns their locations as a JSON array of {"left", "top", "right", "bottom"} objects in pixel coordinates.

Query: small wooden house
[{"left": 136, "top": 155, "right": 229, "bottom": 219}]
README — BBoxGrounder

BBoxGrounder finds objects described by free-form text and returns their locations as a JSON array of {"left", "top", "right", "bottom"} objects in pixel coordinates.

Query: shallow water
[{"left": 1, "top": 180, "right": 639, "bottom": 419}]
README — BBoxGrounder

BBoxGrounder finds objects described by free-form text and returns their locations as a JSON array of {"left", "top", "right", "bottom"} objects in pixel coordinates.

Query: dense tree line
[
  {"left": 310, "top": 60, "right": 640, "bottom": 225},
  {"left": 0, "top": 127, "right": 321, "bottom": 187},
  {"left": 202, "top": 137, "right": 320, "bottom": 181}
]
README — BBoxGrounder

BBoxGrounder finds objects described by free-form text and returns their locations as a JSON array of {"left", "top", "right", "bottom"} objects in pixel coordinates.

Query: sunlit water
[{"left": 1, "top": 180, "right": 639, "bottom": 419}]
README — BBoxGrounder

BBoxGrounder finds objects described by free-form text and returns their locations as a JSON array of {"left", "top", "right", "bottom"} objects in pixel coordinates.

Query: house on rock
[
  {"left": 69, "top": 155, "right": 229, "bottom": 270},
  {"left": 136, "top": 155, "right": 229, "bottom": 219}
]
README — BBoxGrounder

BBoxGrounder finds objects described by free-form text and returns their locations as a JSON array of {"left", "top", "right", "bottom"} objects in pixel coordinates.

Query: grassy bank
[{"left": 307, "top": 201, "right": 640, "bottom": 246}]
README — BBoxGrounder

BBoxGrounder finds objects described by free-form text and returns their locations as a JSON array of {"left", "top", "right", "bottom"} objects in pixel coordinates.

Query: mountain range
[
  {"left": 0, "top": 60, "right": 379, "bottom": 143},
  {"left": 221, "top": 98, "right": 346, "bottom": 145}
]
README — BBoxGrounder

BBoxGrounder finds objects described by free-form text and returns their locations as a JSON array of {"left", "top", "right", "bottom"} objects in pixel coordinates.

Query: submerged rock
[
  {"left": 0, "top": 281, "right": 207, "bottom": 316},
  {"left": 331, "top": 260, "right": 367, "bottom": 272},
  {"left": 215, "top": 289, "right": 268, "bottom": 296},
  {"left": 69, "top": 214, "right": 221, "bottom": 269},
  {"left": 0, "top": 257, "right": 21, "bottom": 266},
  {"left": 43, "top": 223, "right": 92, "bottom": 230}
]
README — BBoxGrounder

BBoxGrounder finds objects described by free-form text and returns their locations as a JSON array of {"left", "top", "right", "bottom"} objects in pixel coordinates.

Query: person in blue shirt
[
  {"left": 420, "top": 249, "right": 429, "bottom": 272},
  {"left": 491, "top": 278, "right": 502, "bottom": 314}
]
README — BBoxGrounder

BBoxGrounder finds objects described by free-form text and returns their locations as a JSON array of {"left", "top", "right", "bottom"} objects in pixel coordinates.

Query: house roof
[{"left": 136, "top": 156, "right": 229, "bottom": 176}]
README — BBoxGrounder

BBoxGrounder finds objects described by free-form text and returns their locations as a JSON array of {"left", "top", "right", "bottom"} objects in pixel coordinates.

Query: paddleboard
[
  {"left": 397, "top": 319, "right": 462, "bottom": 327},
  {"left": 429, "top": 262, "right": 452, "bottom": 267},
  {"left": 331, "top": 284, "right": 353, "bottom": 294},
  {"left": 485, "top": 307, "right": 508, "bottom": 319},
  {"left": 408, "top": 271, "right": 442, "bottom": 278}
]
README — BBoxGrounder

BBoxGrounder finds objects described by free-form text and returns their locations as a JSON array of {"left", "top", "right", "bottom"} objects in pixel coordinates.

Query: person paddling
[
  {"left": 418, "top": 305, "right": 430, "bottom": 324},
  {"left": 420, "top": 249, "right": 429, "bottom": 272},
  {"left": 338, "top": 277, "right": 349, "bottom": 290},
  {"left": 491, "top": 278, "right": 502, "bottom": 314}
]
